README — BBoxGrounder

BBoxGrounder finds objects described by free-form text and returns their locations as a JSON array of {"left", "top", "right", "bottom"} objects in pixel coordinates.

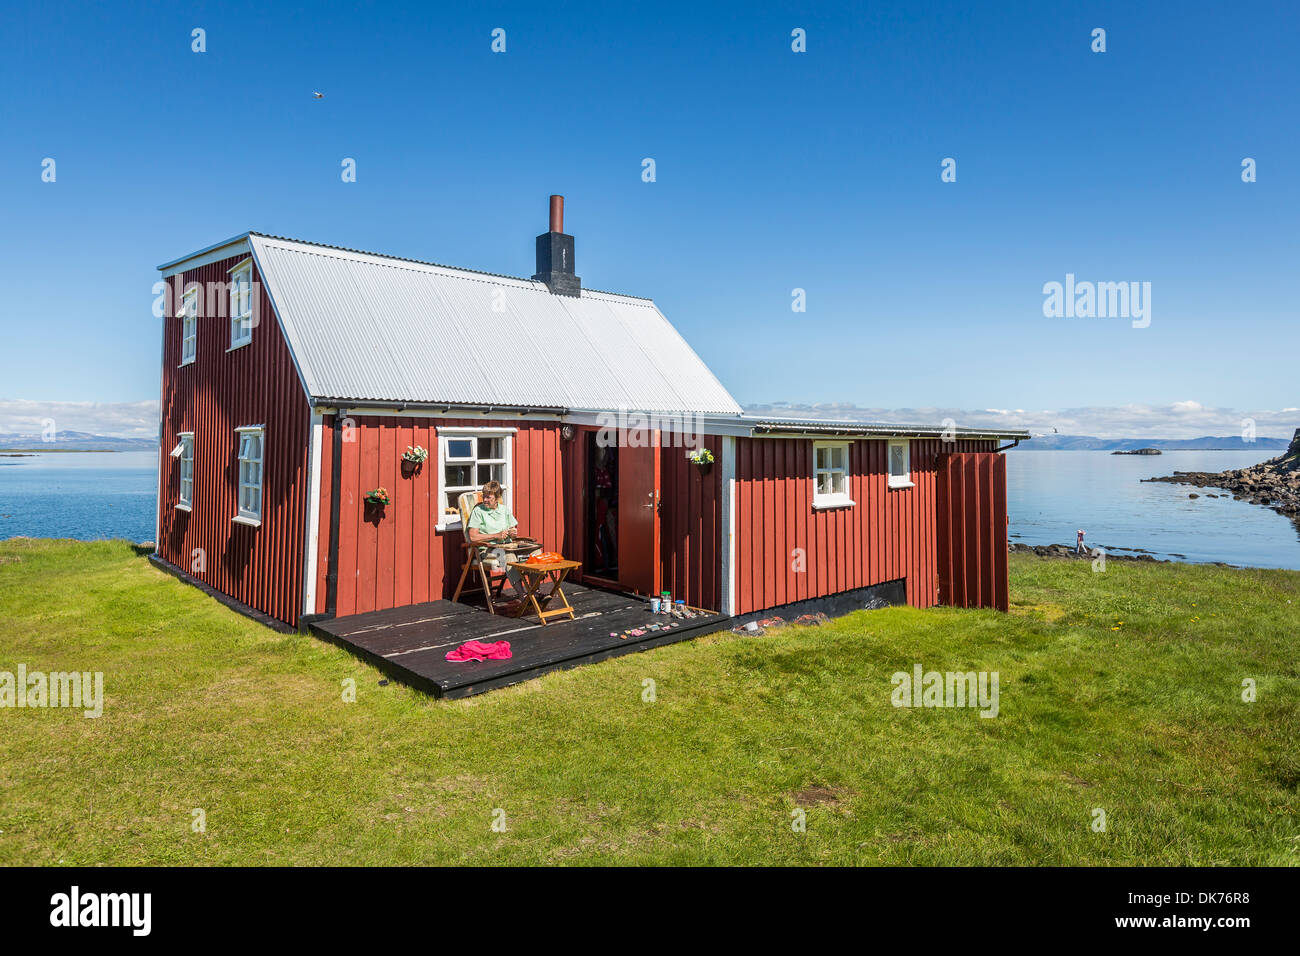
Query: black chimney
[{"left": 533, "top": 195, "right": 580, "bottom": 296}]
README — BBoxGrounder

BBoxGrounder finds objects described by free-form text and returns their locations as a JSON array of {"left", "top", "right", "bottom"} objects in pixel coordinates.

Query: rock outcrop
[{"left": 1142, "top": 428, "right": 1300, "bottom": 522}]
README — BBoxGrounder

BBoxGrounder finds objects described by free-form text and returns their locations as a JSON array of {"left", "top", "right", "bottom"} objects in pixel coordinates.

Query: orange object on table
[
  {"left": 512, "top": 559, "right": 581, "bottom": 625},
  {"left": 526, "top": 551, "right": 564, "bottom": 564}
]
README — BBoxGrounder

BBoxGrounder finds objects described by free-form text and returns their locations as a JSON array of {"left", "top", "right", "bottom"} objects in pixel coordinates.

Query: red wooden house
[{"left": 153, "top": 198, "right": 1025, "bottom": 643}]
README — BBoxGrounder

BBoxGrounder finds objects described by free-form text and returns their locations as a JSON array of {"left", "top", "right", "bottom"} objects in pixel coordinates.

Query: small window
[
  {"left": 235, "top": 426, "right": 264, "bottom": 524},
  {"left": 179, "top": 288, "right": 198, "bottom": 366},
  {"left": 813, "top": 441, "right": 854, "bottom": 509},
  {"left": 177, "top": 433, "right": 194, "bottom": 510},
  {"left": 229, "top": 260, "right": 253, "bottom": 349},
  {"left": 888, "top": 439, "right": 913, "bottom": 489},
  {"left": 437, "top": 428, "right": 513, "bottom": 524}
]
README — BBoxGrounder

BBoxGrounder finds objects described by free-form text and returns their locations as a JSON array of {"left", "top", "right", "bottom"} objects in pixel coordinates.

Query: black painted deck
[{"left": 309, "top": 584, "right": 731, "bottom": 698}]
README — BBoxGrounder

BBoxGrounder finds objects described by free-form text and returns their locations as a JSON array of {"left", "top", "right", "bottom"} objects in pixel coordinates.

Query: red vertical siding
[
  {"left": 657, "top": 435, "right": 723, "bottom": 611},
  {"left": 732, "top": 437, "right": 1000, "bottom": 615},
  {"left": 936, "top": 452, "right": 1009, "bottom": 611},
  {"left": 315, "top": 416, "right": 568, "bottom": 618},
  {"left": 156, "top": 254, "right": 311, "bottom": 627}
]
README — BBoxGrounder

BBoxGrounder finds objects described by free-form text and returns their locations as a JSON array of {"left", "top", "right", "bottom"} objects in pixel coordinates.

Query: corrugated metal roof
[{"left": 247, "top": 234, "right": 742, "bottom": 415}]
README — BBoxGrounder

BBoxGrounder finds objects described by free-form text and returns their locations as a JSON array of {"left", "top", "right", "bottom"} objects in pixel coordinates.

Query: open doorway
[{"left": 585, "top": 432, "right": 618, "bottom": 580}]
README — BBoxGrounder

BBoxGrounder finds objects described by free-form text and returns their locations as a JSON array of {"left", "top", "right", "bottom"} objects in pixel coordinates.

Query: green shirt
[{"left": 468, "top": 502, "right": 518, "bottom": 538}]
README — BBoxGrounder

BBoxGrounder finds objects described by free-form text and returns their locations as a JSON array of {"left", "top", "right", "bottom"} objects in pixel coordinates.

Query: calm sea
[
  {"left": 2, "top": 448, "right": 1298, "bottom": 570},
  {"left": 0, "top": 451, "right": 158, "bottom": 543},
  {"left": 1006, "top": 449, "right": 1300, "bottom": 569}
]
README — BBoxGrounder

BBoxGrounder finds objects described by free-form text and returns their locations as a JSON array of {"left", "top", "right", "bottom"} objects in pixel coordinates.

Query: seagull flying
[{"left": 312, "top": 91, "right": 324, "bottom": 99}]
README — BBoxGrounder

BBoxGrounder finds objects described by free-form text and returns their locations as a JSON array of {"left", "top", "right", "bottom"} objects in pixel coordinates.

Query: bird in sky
[{"left": 312, "top": 91, "right": 324, "bottom": 99}]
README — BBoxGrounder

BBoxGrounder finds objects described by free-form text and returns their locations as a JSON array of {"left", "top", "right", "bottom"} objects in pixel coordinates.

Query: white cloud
[
  {"left": 743, "top": 401, "right": 1299, "bottom": 440},
  {"left": 0, "top": 399, "right": 158, "bottom": 438}
]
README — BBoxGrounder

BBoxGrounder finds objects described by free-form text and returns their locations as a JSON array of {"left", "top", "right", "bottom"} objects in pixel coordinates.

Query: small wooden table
[{"left": 511, "top": 559, "right": 581, "bottom": 625}]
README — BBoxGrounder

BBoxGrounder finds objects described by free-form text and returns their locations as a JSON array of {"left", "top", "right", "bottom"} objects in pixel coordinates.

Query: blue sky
[{"left": 1, "top": 0, "right": 1296, "bottom": 431}]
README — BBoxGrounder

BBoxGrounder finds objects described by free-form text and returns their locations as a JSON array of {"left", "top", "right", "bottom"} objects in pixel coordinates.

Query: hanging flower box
[
  {"left": 688, "top": 447, "right": 714, "bottom": 475},
  {"left": 401, "top": 445, "right": 428, "bottom": 476},
  {"left": 365, "top": 487, "right": 391, "bottom": 506}
]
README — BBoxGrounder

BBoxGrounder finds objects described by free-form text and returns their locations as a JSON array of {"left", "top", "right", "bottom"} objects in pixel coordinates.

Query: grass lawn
[{"left": 1, "top": 538, "right": 1297, "bottom": 866}]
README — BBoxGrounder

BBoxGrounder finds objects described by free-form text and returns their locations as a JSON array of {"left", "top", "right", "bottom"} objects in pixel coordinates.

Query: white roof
[{"left": 243, "top": 234, "right": 742, "bottom": 414}]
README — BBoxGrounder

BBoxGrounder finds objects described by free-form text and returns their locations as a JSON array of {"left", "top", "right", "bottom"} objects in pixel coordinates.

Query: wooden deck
[{"left": 309, "top": 584, "right": 731, "bottom": 698}]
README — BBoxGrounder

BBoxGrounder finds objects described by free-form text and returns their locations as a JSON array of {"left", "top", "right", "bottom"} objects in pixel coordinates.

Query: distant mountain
[
  {"left": 1012, "top": 435, "right": 1290, "bottom": 451},
  {"left": 0, "top": 431, "right": 157, "bottom": 451}
]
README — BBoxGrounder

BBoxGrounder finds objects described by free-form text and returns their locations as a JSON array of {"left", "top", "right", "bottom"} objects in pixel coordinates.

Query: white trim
[
  {"left": 812, "top": 494, "right": 856, "bottom": 510},
  {"left": 813, "top": 440, "right": 853, "bottom": 509},
  {"left": 157, "top": 236, "right": 251, "bottom": 277},
  {"left": 887, "top": 439, "right": 913, "bottom": 489},
  {"left": 435, "top": 425, "right": 519, "bottom": 435},
  {"left": 177, "top": 431, "right": 195, "bottom": 509},
  {"left": 153, "top": 356, "right": 164, "bottom": 554},
  {"left": 302, "top": 411, "right": 324, "bottom": 617},
  {"left": 235, "top": 425, "right": 265, "bottom": 523},
  {"left": 229, "top": 259, "right": 254, "bottom": 349},
  {"left": 720, "top": 436, "right": 737, "bottom": 616},
  {"left": 174, "top": 502, "right": 192, "bottom": 513},
  {"left": 434, "top": 429, "right": 514, "bottom": 532},
  {"left": 178, "top": 287, "right": 198, "bottom": 366}
]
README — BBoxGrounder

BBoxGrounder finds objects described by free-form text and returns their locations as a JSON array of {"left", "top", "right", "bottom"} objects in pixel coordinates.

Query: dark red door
[
  {"left": 618, "top": 430, "right": 661, "bottom": 596},
  {"left": 936, "top": 452, "right": 1009, "bottom": 611}
]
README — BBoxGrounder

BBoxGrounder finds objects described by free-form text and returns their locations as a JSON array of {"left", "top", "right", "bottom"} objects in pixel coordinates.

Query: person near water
[{"left": 1076, "top": 529, "right": 1087, "bottom": 554}]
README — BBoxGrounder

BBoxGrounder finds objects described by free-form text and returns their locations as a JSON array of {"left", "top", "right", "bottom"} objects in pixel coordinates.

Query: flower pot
[
  {"left": 400, "top": 458, "right": 422, "bottom": 478},
  {"left": 695, "top": 461, "right": 713, "bottom": 477}
]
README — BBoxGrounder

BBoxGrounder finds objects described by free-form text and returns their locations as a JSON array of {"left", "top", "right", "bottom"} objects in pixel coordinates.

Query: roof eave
[
  {"left": 745, "top": 420, "right": 1032, "bottom": 441},
  {"left": 156, "top": 232, "right": 253, "bottom": 273}
]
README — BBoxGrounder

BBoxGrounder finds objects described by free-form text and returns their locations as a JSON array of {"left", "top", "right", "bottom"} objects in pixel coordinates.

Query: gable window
[
  {"left": 234, "top": 426, "right": 264, "bottom": 525},
  {"left": 229, "top": 260, "right": 253, "bottom": 350},
  {"left": 813, "top": 441, "right": 854, "bottom": 509},
  {"left": 436, "top": 427, "right": 515, "bottom": 529},
  {"left": 888, "top": 439, "right": 914, "bottom": 489},
  {"left": 179, "top": 287, "right": 198, "bottom": 366},
  {"left": 176, "top": 433, "right": 194, "bottom": 510}
]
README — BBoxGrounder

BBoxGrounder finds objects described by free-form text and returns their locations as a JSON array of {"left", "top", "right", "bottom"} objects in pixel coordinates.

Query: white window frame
[
  {"left": 177, "top": 432, "right": 194, "bottom": 511},
  {"left": 179, "top": 287, "right": 198, "bottom": 366},
  {"left": 229, "top": 259, "right": 253, "bottom": 350},
  {"left": 887, "top": 439, "right": 914, "bottom": 489},
  {"left": 234, "top": 425, "right": 265, "bottom": 526},
  {"left": 435, "top": 426, "right": 516, "bottom": 531},
  {"left": 812, "top": 440, "right": 855, "bottom": 510}
]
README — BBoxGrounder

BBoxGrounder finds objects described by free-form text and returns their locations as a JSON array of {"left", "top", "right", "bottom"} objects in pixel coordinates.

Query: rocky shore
[
  {"left": 1142, "top": 427, "right": 1300, "bottom": 524},
  {"left": 1011, "top": 542, "right": 1163, "bottom": 563},
  {"left": 1008, "top": 542, "right": 1237, "bottom": 567}
]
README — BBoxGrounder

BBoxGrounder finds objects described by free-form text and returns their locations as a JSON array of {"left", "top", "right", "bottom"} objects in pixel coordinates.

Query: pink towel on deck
[{"left": 445, "top": 640, "right": 513, "bottom": 662}]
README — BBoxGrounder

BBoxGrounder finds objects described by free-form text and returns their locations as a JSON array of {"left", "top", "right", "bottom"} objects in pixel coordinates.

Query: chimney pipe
[{"left": 534, "top": 194, "right": 580, "bottom": 296}]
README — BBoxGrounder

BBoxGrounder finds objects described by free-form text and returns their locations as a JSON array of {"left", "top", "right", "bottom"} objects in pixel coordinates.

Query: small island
[{"left": 1112, "top": 447, "right": 1162, "bottom": 455}]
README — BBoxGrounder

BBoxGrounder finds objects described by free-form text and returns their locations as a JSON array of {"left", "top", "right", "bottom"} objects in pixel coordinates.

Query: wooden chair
[{"left": 451, "top": 491, "right": 508, "bottom": 612}]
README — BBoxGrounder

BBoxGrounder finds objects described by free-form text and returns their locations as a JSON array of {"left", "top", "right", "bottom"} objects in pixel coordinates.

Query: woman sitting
[{"left": 466, "top": 480, "right": 525, "bottom": 596}]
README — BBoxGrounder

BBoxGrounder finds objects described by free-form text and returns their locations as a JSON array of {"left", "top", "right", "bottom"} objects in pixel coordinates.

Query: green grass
[{"left": 1, "top": 538, "right": 1297, "bottom": 865}]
